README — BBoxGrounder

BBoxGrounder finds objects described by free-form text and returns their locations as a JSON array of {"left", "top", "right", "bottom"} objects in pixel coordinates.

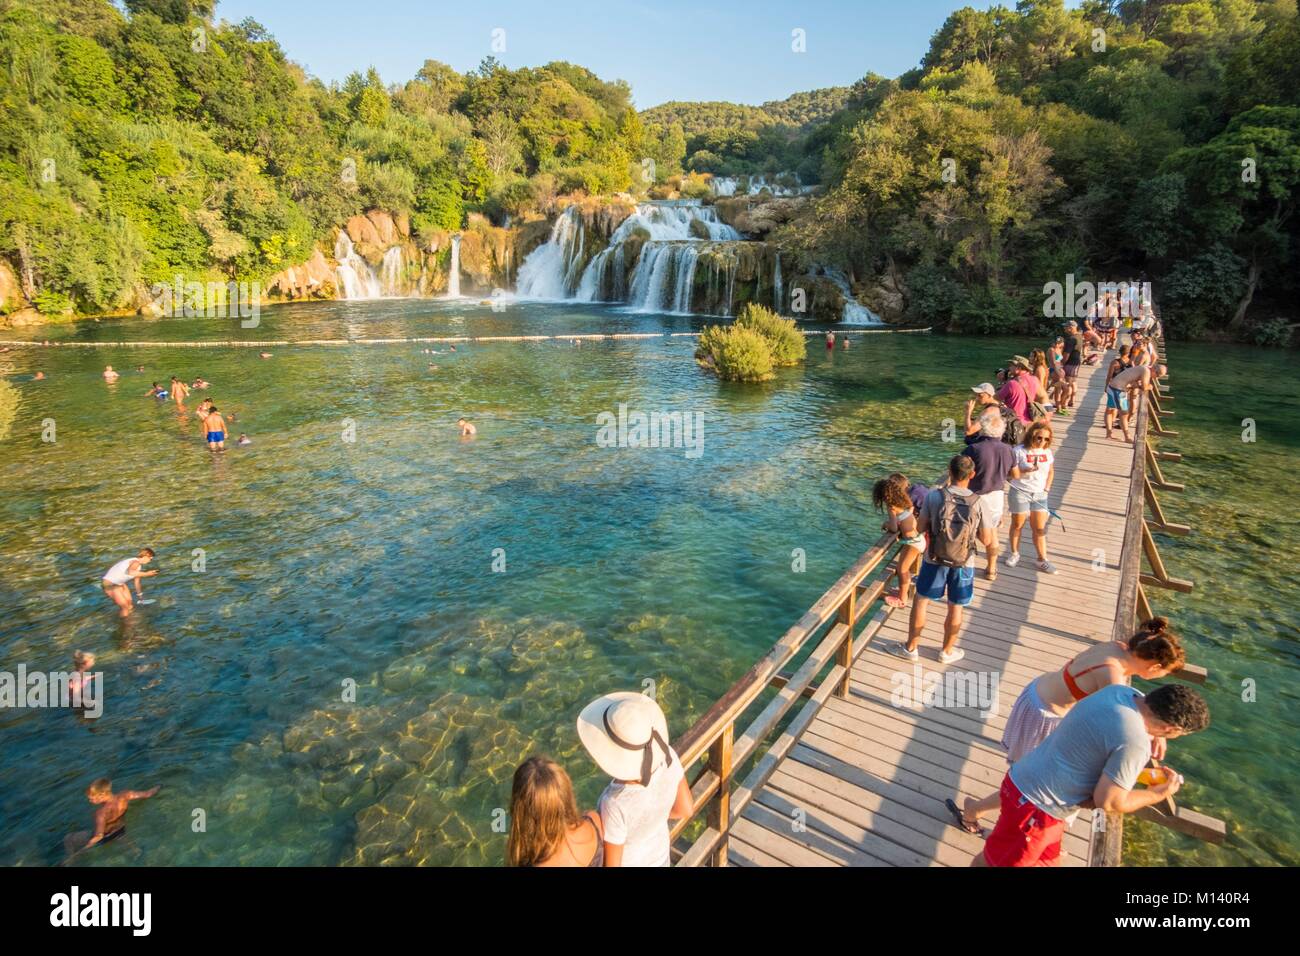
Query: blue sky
[{"left": 212, "top": 0, "right": 971, "bottom": 107}]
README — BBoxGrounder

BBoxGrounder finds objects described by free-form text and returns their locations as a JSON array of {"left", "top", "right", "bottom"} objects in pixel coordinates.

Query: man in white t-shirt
[{"left": 577, "top": 692, "right": 692, "bottom": 866}]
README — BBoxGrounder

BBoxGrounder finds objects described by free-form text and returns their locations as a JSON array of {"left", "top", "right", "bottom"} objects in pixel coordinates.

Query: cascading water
[
  {"left": 446, "top": 234, "right": 461, "bottom": 298},
  {"left": 334, "top": 232, "right": 382, "bottom": 300},
  {"left": 709, "top": 174, "right": 813, "bottom": 198},
  {"left": 518, "top": 200, "right": 746, "bottom": 314},
  {"left": 773, "top": 251, "right": 783, "bottom": 313},
  {"left": 379, "top": 246, "right": 404, "bottom": 296},
  {"left": 516, "top": 207, "right": 587, "bottom": 299},
  {"left": 823, "top": 268, "right": 884, "bottom": 326}
]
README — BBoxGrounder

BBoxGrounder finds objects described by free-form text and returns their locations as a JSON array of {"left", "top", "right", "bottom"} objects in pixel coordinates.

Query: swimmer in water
[
  {"left": 33, "top": 371, "right": 45, "bottom": 380},
  {"left": 237, "top": 434, "right": 251, "bottom": 446},
  {"left": 69, "top": 778, "right": 161, "bottom": 855},
  {"left": 135, "top": 365, "right": 144, "bottom": 372},
  {"left": 147, "top": 382, "right": 169, "bottom": 399},
  {"left": 202, "top": 405, "right": 227, "bottom": 451},
  {"left": 458, "top": 418, "right": 476, "bottom": 437},
  {"left": 841, "top": 337, "right": 850, "bottom": 350},
  {"left": 169, "top": 376, "right": 190, "bottom": 405},
  {"left": 191, "top": 378, "right": 210, "bottom": 389},
  {"left": 826, "top": 331, "right": 835, "bottom": 349},
  {"left": 101, "top": 549, "right": 157, "bottom": 618},
  {"left": 69, "top": 651, "right": 97, "bottom": 702},
  {"left": 259, "top": 352, "right": 272, "bottom": 359},
  {"left": 103, "top": 366, "right": 119, "bottom": 382}
]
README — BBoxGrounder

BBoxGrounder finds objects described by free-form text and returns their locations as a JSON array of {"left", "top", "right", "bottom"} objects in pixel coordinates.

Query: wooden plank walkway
[{"left": 733, "top": 357, "right": 1135, "bottom": 867}]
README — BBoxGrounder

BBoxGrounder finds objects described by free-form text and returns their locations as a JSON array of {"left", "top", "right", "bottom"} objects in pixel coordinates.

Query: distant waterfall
[
  {"left": 379, "top": 246, "right": 404, "bottom": 296},
  {"left": 446, "top": 234, "right": 461, "bottom": 298},
  {"left": 773, "top": 251, "right": 783, "bottom": 313},
  {"left": 334, "top": 232, "right": 382, "bottom": 300},
  {"left": 517, "top": 200, "right": 749, "bottom": 315},
  {"left": 823, "top": 268, "right": 884, "bottom": 326}
]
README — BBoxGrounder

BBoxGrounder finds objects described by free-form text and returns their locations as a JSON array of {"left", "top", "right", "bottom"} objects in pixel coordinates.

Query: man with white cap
[
  {"left": 577, "top": 692, "right": 692, "bottom": 867},
  {"left": 963, "top": 381, "right": 1000, "bottom": 439}
]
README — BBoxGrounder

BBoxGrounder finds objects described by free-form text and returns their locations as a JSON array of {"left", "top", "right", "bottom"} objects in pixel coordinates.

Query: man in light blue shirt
[{"left": 977, "top": 683, "right": 1210, "bottom": 866}]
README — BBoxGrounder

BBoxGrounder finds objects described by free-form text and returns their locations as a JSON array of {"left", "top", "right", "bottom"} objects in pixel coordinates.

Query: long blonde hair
[{"left": 507, "top": 756, "right": 583, "bottom": 867}]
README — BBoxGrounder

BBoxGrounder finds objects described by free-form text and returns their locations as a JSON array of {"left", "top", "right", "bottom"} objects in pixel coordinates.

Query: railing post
[
  {"left": 706, "top": 724, "right": 734, "bottom": 867},
  {"left": 835, "top": 587, "right": 855, "bottom": 698}
]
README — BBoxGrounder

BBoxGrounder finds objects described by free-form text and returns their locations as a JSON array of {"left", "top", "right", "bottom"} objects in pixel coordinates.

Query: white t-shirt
[
  {"left": 1011, "top": 446, "right": 1053, "bottom": 495},
  {"left": 103, "top": 556, "right": 138, "bottom": 585},
  {"left": 597, "top": 747, "right": 685, "bottom": 867}
]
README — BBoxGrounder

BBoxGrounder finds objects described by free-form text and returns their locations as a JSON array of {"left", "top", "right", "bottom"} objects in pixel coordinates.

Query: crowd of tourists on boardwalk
[{"left": 503, "top": 295, "right": 1207, "bottom": 869}]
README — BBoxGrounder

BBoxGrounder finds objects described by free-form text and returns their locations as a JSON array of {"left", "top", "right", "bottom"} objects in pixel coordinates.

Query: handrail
[{"left": 668, "top": 526, "right": 906, "bottom": 864}]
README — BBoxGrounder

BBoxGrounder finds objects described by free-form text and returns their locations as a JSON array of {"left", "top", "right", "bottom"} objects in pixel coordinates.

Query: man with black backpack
[{"left": 891, "top": 455, "right": 986, "bottom": 665}]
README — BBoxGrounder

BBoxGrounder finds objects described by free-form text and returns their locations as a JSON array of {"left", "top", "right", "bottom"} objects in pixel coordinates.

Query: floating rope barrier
[{"left": 0, "top": 327, "right": 930, "bottom": 349}]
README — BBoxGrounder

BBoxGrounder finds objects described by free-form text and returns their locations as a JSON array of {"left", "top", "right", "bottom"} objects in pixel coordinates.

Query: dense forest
[
  {"left": 780, "top": 0, "right": 1300, "bottom": 341},
  {"left": 1, "top": 0, "right": 1296, "bottom": 342},
  {"left": 0, "top": 0, "right": 684, "bottom": 317}
]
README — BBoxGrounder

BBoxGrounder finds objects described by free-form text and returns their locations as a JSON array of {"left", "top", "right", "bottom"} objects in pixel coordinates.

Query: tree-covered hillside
[
  {"left": 786, "top": 0, "right": 1300, "bottom": 340},
  {"left": 0, "top": 0, "right": 683, "bottom": 317}
]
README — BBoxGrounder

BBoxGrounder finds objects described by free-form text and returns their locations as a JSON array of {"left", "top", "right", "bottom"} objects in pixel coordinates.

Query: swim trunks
[{"left": 206, "top": 431, "right": 225, "bottom": 443}]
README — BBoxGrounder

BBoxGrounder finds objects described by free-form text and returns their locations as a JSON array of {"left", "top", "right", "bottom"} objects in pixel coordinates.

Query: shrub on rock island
[
  {"left": 695, "top": 324, "right": 775, "bottom": 382},
  {"left": 735, "top": 303, "right": 806, "bottom": 367}
]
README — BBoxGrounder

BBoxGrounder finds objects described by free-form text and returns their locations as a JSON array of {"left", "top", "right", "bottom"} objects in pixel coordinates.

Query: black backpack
[
  {"left": 928, "top": 488, "right": 980, "bottom": 568},
  {"left": 998, "top": 403, "right": 1026, "bottom": 446}
]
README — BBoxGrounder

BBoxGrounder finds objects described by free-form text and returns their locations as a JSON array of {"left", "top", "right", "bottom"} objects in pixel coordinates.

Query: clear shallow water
[{"left": 0, "top": 300, "right": 1295, "bottom": 866}]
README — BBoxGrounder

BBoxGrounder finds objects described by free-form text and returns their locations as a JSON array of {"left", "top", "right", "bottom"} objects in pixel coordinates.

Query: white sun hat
[{"left": 577, "top": 692, "right": 673, "bottom": 785}]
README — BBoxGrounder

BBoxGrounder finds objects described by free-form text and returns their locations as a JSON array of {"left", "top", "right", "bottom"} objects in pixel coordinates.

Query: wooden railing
[
  {"left": 1090, "top": 327, "right": 1226, "bottom": 865},
  {"left": 667, "top": 527, "right": 910, "bottom": 866}
]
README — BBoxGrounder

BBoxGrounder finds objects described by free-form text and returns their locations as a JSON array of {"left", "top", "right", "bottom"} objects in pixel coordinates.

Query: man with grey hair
[{"left": 961, "top": 407, "right": 1015, "bottom": 581}]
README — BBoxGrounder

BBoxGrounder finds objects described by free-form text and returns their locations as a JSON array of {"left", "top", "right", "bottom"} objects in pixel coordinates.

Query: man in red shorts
[{"left": 974, "top": 683, "right": 1209, "bottom": 866}]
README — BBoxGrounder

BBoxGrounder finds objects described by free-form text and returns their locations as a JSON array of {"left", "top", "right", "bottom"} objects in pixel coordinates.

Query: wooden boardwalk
[{"left": 729, "top": 358, "right": 1131, "bottom": 867}]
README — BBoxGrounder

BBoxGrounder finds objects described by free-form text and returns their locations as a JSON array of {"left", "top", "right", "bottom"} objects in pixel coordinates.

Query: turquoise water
[{"left": 0, "top": 299, "right": 1295, "bottom": 865}]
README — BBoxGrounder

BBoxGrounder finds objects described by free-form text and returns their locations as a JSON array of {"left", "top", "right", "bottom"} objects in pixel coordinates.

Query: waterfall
[
  {"left": 773, "top": 251, "right": 783, "bottom": 313},
  {"left": 708, "top": 174, "right": 813, "bottom": 198},
  {"left": 516, "top": 207, "right": 587, "bottom": 299},
  {"left": 518, "top": 200, "right": 741, "bottom": 307},
  {"left": 333, "top": 232, "right": 382, "bottom": 300},
  {"left": 380, "top": 246, "right": 404, "bottom": 296},
  {"left": 609, "top": 201, "right": 740, "bottom": 242},
  {"left": 446, "top": 234, "right": 461, "bottom": 298},
  {"left": 823, "top": 268, "right": 884, "bottom": 326}
]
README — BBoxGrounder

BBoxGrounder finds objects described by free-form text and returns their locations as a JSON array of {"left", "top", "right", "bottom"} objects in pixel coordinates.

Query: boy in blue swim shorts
[
  {"left": 892, "top": 455, "right": 985, "bottom": 666},
  {"left": 203, "top": 406, "right": 227, "bottom": 451}
]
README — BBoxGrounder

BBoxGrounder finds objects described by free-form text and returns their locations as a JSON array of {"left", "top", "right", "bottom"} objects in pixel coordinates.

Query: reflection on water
[{"left": 0, "top": 300, "right": 1296, "bottom": 865}]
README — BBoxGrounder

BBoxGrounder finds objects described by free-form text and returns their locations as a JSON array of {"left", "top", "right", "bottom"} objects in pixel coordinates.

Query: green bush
[
  {"left": 696, "top": 324, "right": 775, "bottom": 382},
  {"left": 1251, "top": 318, "right": 1294, "bottom": 348},
  {"left": 734, "top": 302, "right": 806, "bottom": 366}
]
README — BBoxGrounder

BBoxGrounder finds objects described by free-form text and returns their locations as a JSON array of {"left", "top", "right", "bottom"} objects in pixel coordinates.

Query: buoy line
[{"left": 0, "top": 328, "right": 930, "bottom": 349}]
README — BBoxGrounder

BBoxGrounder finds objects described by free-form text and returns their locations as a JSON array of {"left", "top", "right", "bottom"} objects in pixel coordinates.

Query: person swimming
[
  {"left": 68, "top": 778, "right": 160, "bottom": 856},
  {"left": 458, "top": 418, "right": 477, "bottom": 437},
  {"left": 202, "top": 405, "right": 227, "bottom": 450},
  {"left": 103, "top": 366, "right": 119, "bottom": 382},
  {"left": 237, "top": 434, "right": 251, "bottom": 446},
  {"left": 147, "top": 382, "right": 169, "bottom": 399},
  {"left": 69, "top": 651, "right": 96, "bottom": 704}
]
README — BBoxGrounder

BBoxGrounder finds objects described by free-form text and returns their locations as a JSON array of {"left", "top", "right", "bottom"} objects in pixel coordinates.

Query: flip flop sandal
[{"left": 945, "top": 798, "right": 982, "bottom": 835}]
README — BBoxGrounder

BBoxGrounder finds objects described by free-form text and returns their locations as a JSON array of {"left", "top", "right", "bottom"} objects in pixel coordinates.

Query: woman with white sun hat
[{"left": 577, "top": 691, "right": 693, "bottom": 867}]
